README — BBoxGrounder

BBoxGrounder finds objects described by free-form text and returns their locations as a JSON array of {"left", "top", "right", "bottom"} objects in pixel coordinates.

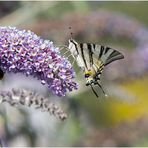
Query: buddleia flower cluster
[
  {"left": 0, "top": 88, "right": 67, "bottom": 120},
  {"left": 0, "top": 26, "right": 77, "bottom": 96}
]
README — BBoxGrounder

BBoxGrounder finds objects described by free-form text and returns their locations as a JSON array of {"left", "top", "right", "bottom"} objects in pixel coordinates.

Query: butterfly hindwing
[
  {"left": 78, "top": 43, "right": 124, "bottom": 76},
  {"left": 92, "top": 59, "right": 104, "bottom": 80},
  {"left": 92, "top": 44, "right": 124, "bottom": 66},
  {"left": 104, "top": 49, "right": 124, "bottom": 66}
]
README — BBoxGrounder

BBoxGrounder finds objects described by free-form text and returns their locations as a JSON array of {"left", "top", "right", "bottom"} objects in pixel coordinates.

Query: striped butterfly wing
[
  {"left": 79, "top": 43, "right": 124, "bottom": 79},
  {"left": 93, "top": 44, "right": 124, "bottom": 66},
  {"left": 71, "top": 41, "right": 124, "bottom": 97}
]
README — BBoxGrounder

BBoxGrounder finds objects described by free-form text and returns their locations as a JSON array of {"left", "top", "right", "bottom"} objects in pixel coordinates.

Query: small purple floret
[{"left": 0, "top": 26, "right": 78, "bottom": 96}]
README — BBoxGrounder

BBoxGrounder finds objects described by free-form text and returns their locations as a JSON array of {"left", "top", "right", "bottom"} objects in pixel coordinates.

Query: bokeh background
[{"left": 0, "top": 1, "right": 148, "bottom": 147}]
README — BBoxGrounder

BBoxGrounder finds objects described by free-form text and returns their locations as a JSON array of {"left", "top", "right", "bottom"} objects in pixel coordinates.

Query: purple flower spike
[{"left": 0, "top": 26, "right": 78, "bottom": 96}]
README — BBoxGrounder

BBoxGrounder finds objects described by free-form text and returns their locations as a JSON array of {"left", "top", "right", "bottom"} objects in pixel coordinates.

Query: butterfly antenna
[
  {"left": 90, "top": 84, "right": 99, "bottom": 98},
  {"left": 69, "top": 26, "right": 74, "bottom": 39},
  {"left": 97, "top": 82, "right": 108, "bottom": 97},
  {"left": 58, "top": 45, "right": 69, "bottom": 52}
]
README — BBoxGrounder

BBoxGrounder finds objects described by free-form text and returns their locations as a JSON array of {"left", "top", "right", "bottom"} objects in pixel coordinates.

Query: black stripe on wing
[
  {"left": 99, "top": 46, "right": 104, "bottom": 58},
  {"left": 71, "top": 40, "right": 79, "bottom": 54},
  {"left": 87, "top": 43, "right": 94, "bottom": 65},
  {"left": 105, "top": 49, "right": 124, "bottom": 66},
  {"left": 80, "top": 43, "right": 88, "bottom": 69},
  {"left": 105, "top": 47, "right": 110, "bottom": 54}
]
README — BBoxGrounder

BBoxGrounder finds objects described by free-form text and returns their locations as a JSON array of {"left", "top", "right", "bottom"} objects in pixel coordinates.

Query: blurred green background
[{"left": 0, "top": 1, "right": 148, "bottom": 147}]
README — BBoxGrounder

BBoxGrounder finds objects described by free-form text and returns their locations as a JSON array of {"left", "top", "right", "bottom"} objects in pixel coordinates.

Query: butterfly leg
[
  {"left": 64, "top": 54, "right": 76, "bottom": 66},
  {"left": 58, "top": 45, "right": 73, "bottom": 58},
  {"left": 59, "top": 43, "right": 76, "bottom": 65},
  {"left": 58, "top": 45, "right": 69, "bottom": 51},
  {"left": 63, "top": 50, "right": 71, "bottom": 58}
]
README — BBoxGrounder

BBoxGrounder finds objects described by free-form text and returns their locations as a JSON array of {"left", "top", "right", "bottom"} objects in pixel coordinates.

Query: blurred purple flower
[
  {"left": 0, "top": 26, "right": 77, "bottom": 96},
  {"left": 0, "top": 88, "right": 67, "bottom": 120}
]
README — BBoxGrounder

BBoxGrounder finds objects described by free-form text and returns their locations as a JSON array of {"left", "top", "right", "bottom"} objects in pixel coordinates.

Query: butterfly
[{"left": 67, "top": 38, "right": 124, "bottom": 98}]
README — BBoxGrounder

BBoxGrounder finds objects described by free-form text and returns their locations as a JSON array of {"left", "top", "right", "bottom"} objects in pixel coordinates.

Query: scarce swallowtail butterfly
[{"left": 67, "top": 37, "right": 124, "bottom": 98}]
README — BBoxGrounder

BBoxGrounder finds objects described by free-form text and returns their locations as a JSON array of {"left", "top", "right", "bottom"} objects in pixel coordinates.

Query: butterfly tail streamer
[
  {"left": 97, "top": 82, "right": 107, "bottom": 97},
  {"left": 90, "top": 84, "right": 99, "bottom": 98}
]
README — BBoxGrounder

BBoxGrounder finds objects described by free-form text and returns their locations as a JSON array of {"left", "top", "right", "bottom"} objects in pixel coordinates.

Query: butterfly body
[{"left": 68, "top": 38, "right": 124, "bottom": 97}]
